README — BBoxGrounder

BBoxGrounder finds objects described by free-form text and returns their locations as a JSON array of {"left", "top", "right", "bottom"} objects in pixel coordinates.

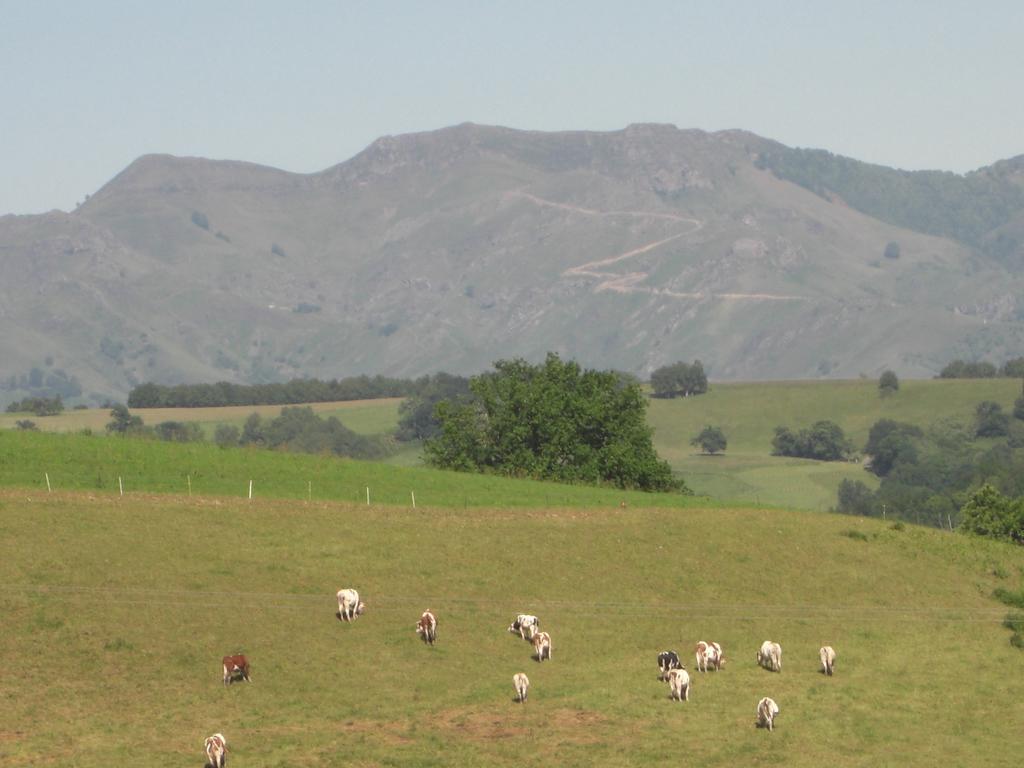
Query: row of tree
[
  {"left": 5, "top": 396, "right": 64, "bottom": 416},
  {"left": 106, "top": 404, "right": 391, "bottom": 460},
  {"left": 126, "top": 376, "right": 423, "bottom": 408},
  {"left": 938, "top": 358, "right": 1024, "bottom": 379}
]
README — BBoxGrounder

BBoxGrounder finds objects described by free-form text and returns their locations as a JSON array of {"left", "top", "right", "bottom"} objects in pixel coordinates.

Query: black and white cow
[
  {"left": 657, "top": 650, "right": 682, "bottom": 680},
  {"left": 508, "top": 614, "right": 539, "bottom": 640}
]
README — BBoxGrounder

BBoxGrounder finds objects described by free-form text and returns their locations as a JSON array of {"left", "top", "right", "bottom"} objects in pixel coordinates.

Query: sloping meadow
[{"left": 0, "top": 490, "right": 1021, "bottom": 766}]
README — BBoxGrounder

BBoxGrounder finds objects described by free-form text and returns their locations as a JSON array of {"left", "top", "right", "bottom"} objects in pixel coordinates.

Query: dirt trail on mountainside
[{"left": 512, "top": 191, "right": 805, "bottom": 301}]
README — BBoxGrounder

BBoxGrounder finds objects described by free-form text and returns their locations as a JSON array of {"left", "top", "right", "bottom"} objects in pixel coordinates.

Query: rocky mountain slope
[{"left": 2, "top": 123, "right": 1023, "bottom": 404}]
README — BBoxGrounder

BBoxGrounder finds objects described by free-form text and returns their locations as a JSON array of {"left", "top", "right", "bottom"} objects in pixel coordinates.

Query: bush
[
  {"left": 836, "top": 479, "right": 876, "bottom": 516},
  {"left": 106, "top": 404, "right": 144, "bottom": 435},
  {"left": 772, "top": 420, "right": 853, "bottom": 461},
  {"left": 960, "top": 484, "right": 1024, "bottom": 544},
  {"left": 883, "top": 241, "right": 901, "bottom": 259},
  {"left": 15, "top": 419, "right": 37, "bottom": 431},
  {"left": 190, "top": 210, "right": 209, "bottom": 230},
  {"left": 864, "top": 419, "right": 922, "bottom": 477},
  {"left": 976, "top": 401, "right": 1010, "bottom": 438},
  {"left": 690, "top": 425, "right": 727, "bottom": 455},
  {"left": 650, "top": 360, "right": 708, "bottom": 398},
  {"left": 154, "top": 421, "right": 204, "bottom": 443},
  {"left": 214, "top": 424, "right": 240, "bottom": 448},
  {"left": 878, "top": 370, "right": 899, "bottom": 395}
]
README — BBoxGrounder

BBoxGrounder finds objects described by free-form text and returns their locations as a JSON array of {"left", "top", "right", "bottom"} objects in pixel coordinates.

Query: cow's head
[{"left": 355, "top": 601, "right": 366, "bottom": 615}]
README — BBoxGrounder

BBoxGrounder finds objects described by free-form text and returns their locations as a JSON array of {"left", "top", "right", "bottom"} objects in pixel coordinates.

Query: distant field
[
  {"left": 1, "top": 490, "right": 1021, "bottom": 766},
  {"left": 0, "top": 397, "right": 403, "bottom": 436},
  {"left": 649, "top": 378, "right": 1021, "bottom": 510}
]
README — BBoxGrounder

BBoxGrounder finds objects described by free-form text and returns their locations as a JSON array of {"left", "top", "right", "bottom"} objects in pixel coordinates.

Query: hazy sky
[{"left": 2, "top": 0, "right": 1022, "bottom": 215}]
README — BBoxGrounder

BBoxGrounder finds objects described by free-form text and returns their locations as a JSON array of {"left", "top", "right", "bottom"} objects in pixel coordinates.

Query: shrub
[
  {"left": 214, "top": 424, "right": 240, "bottom": 448},
  {"left": 190, "top": 210, "right": 209, "bottom": 230},
  {"left": 976, "top": 401, "right": 1010, "bottom": 438},
  {"left": 772, "top": 420, "right": 853, "bottom": 461},
  {"left": 878, "top": 370, "right": 899, "bottom": 395},
  {"left": 650, "top": 360, "right": 708, "bottom": 398},
  {"left": 690, "top": 426, "right": 727, "bottom": 455}
]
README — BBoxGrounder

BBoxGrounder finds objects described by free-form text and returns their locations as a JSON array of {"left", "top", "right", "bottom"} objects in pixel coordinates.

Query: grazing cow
[
  {"left": 416, "top": 610, "right": 438, "bottom": 645},
  {"left": 513, "top": 672, "right": 530, "bottom": 702},
  {"left": 221, "top": 654, "right": 251, "bottom": 685},
  {"left": 336, "top": 588, "right": 366, "bottom": 622},
  {"left": 531, "top": 631, "right": 552, "bottom": 661},
  {"left": 657, "top": 650, "right": 682, "bottom": 680},
  {"left": 756, "top": 640, "right": 782, "bottom": 672},
  {"left": 666, "top": 667, "right": 690, "bottom": 701},
  {"left": 756, "top": 697, "right": 780, "bottom": 731},
  {"left": 204, "top": 733, "right": 228, "bottom": 768},
  {"left": 695, "top": 641, "right": 724, "bottom": 673},
  {"left": 819, "top": 645, "right": 837, "bottom": 676},
  {"left": 508, "top": 614, "right": 540, "bottom": 640}
]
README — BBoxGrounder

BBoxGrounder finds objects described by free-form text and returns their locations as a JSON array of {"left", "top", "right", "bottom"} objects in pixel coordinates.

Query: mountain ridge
[{"left": 2, "top": 123, "right": 1023, "bottom": 405}]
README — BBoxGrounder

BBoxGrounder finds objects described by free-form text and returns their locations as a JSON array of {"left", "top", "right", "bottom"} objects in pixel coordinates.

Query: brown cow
[{"left": 222, "top": 654, "right": 251, "bottom": 685}]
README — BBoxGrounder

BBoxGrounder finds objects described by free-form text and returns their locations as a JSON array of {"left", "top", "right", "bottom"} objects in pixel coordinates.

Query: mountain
[{"left": 2, "top": 123, "right": 1024, "bottom": 404}]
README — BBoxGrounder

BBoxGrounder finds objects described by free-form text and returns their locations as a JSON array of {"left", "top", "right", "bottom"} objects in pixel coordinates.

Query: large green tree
[{"left": 425, "top": 353, "right": 685, "bottom": 492}]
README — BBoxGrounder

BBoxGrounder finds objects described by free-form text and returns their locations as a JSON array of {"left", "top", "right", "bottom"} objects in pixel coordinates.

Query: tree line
[
  {"left": 127, "top": 375, "right": 426, "bottom": 408},
  {"left": 938, "top": 357, "right": 1024, "bottom": 379},
  {"left": 106, "top": 403, "right": 392, "bottom": 461}
]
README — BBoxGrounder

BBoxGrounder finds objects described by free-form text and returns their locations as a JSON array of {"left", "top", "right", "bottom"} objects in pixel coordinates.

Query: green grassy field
[
  {"left": 649, "top": 378, "right": 1021, "bottom": 510},
  {"left": 1, "top": 490, "right": 1021, "bottom": 766},
  {"left": 4, "top": 378, "right": 1020, "bottom": 510},
  {"left": 0, "top": 430, "right": 695, "bottom": 510}
]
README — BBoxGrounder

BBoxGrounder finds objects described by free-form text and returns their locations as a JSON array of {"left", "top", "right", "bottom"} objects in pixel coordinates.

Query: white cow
[
  {"left": 695, "top": 640, "right": 724, "bottom": 672},
  {"left": 204, "top": 733, "right": 228, "bottom": 768},
  {"left": 819, "top": 645, "right": 837, "bottom": 676},
  {"left": 756, "top": 640, "right": 782, "bottom": 672},
  {"left": 757, "top": 697, "right": 780, "bottom": 731},
  {"left": 531, "top": 631, "right": 552, "bottom": 661},
  {"left": 416, "top": 610, "right": 438, "bottom": 645},
  {"left": 513, "top": 672, "right": 530, "bottom": 702},
  {"left": 666, "top": 667, "right": 690, "bottom": 701},
  {"left": 508, "top": 614, "right": 539, "bottom": 640},
  {"left": 336, "top": 588, "right": 366, "bottom": 622}
]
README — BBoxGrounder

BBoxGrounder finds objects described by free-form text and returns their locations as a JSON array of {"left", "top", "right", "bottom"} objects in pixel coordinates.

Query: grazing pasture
[{"left": 0, "top": 489, "right": 1021, "bottom": 766}]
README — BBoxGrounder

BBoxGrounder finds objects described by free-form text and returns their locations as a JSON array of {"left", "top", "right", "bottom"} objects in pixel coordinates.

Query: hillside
[
  {"left": 3, "top": 123, "right": 1024, "bottom": 404},
  {"left": 6, "top": 377, "right": 1021, "bottom": 511},
  {"left": 1, "top": 489, "right": 1021, "bottom": 766}
]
